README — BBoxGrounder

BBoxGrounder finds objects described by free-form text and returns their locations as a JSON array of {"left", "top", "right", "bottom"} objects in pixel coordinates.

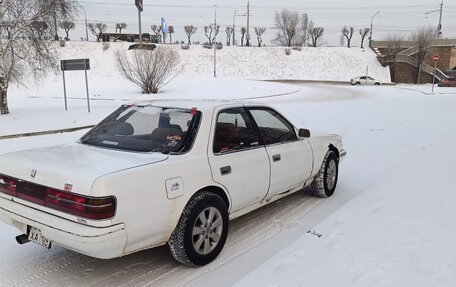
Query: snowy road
[{"left": 1, "top": 84, "right": 456, "bottom": 286}]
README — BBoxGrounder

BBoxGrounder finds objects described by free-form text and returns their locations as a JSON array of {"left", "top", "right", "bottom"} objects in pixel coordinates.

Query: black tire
[
  {"left": 311, "top": 150, "right": 339, "bottom": 198},
  {"left": 355, "top": 82, "right": 361, "bottom": 86},
  {"left": 374, "top": 82, "right": 381, "bottom": 85},
  {"left": 168, "top": 191, "right": 229, "bottom": 266}
]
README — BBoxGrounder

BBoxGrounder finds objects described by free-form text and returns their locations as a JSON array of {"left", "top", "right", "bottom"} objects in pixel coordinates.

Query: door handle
[
  {"left": 220, "top": 166, "right": 232, "bottom": 175},
  {"left": 272, "top": 154, "right": 281, "bottom": 162}
]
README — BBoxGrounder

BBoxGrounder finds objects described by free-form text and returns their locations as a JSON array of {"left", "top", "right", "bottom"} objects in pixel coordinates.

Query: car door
[
  {"left": 248, "top": 108, "right": 313, "bottom": 198},
  {"left": 367, "top": 76, "right": 375, "bottom": 85},
  {"left": 207, "top": 107, "right": 271, "bottom": 212}
]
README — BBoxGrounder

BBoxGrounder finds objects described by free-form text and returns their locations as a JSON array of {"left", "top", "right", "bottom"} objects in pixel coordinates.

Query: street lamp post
[
  {"left": 246, "top": 0, "right": 250, "bottom": 47},
  {"left": 233, "top": 10, "right": 237, "bottom": 46},
  {"left": 369, "top": 11, "right": 380, "bottom": 42}
]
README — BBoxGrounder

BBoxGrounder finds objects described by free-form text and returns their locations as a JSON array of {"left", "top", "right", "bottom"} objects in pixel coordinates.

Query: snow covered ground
[{"left": 1, "top": 43, "right": 456, "bottom": 286}]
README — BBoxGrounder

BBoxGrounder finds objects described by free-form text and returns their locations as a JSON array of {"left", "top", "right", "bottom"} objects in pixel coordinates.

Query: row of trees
[
  {"left": 341, "top": 27, "right": 371, "bottom": 49},
  {"left": 273, "top": 10, "right": 325, "bottom": 47}
]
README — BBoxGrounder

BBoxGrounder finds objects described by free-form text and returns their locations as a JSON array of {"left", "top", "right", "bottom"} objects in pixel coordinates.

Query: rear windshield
[{"left": 80, "top": 105, "right": 201, "bottom": 153}]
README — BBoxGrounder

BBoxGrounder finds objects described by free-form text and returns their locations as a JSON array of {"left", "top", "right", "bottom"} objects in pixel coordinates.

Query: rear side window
[
  {"left": 248, "top": 108, "right": 297, "bottom": 145},
  {"left": 213, "top": 108, "right": 260, "bottom": 153}
]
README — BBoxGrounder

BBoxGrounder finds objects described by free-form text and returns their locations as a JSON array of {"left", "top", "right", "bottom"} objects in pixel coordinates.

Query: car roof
[{"left": 130, "top": 99, "right": 265, "bottom": 112}]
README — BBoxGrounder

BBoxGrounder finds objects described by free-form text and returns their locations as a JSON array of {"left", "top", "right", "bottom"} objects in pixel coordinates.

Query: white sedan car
[
  {"left": 0, "top": 100, "right": 345, "bottom": 266},
  {"left": 350, "top": 76, "right": 382, "bottom": 85}
]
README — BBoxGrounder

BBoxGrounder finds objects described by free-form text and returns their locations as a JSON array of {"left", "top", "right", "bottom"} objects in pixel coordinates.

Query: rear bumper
[{"left": 0, "top": 196, "right": 127, "bottom": 259}]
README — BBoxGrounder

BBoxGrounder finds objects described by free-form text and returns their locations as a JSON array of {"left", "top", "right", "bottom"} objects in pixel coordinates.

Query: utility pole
[
  {"left": 214, "top": 3, "right": 217, "bottom": 78},
  {"left": 302, "top": 13, "right": 308, "bottom": 46},
  {"left": 135, "top": 0, "right": 144, "bottom": 43},
  {"left": 438, "top": 0, "right": 443, "bottom": 37},
  {"left": 424, "top": 1, "right": 444, "bottom": 38},
  {"left": 233, "top": 10, "right": 237, "bottom": 46},
  {"left": 246, "top": 0, "right": 250, "bottom": 47}
]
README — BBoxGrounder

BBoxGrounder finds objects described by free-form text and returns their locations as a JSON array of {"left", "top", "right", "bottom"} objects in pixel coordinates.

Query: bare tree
[
  {"left": 204, "top": 26, "right": 212, "bottom": 44},
  {"left": 410, "top": 26, "right": 437, "bottom": 83},
  {"left": 359, "top": 28, "right": 370, "bottom": 49},
  {"left": 240, "top": 27, "right": 246, "bottom": 47},
  {"left": 88, "top": 22, "right": 107, "bottom": 42},
  {"left": 32, "top": 21, "right": 49, "bottom": 40},
  {"left": 342, "top": 26, "right": 354, "bottom": 48},
  {"left": 0, "top": 0, "right": 58, "bottom": 115},
  {"left": 274, "top": 9, "right": 301, "bottom": 47},
  {"left": 309, "top": 26, "right": 324, "bottom": 47},
  {"left": 116, "top": 47, "right": 180, "bottom": 94},
  {"left": 59, "top": 20, "right": 75, "bottom": 40},
  {"left": 151, "top": 24, "right": 162, "bottom": 43},
  {"left": 116, "top": 22, "right": 127, "bottom": 34},
  {"left": 384, "top": 34, "right": 403, "bottom": 82},
  {"left": 49, "top": 0, "right": 79, "bottom": 41},
  {"left": 184, "top": 25, "right": 197, "bottom": 45},
  {"left": 225, "top": 26, "right": 233, "bottom": 46},
  {"left": 204, "top": 25, "right": 219, "bottom": 44},
  {"left": 255, "top": 27, "right": 266, "bottom": 47},
  {"left": 168, "top": 25, "right": 174, "bottom": 43}
]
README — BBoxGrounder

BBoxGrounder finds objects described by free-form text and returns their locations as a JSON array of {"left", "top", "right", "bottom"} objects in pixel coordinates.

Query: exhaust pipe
[{"left": 16, "top": 234, "right": 30, "bottom": 245}]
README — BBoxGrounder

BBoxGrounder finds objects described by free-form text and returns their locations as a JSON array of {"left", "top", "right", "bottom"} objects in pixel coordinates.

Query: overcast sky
[{"left": 75, "top": 0, "right": 456, "bottom": 46}]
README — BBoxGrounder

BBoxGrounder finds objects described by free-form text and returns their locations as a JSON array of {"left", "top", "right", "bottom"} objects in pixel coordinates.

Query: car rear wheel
[
  {"left": 375, "top": 82, "right": 381, "bottom": 85},
  {"left": 168, "top": 191, "right": 229, "bottom": 266},
  {"left": 311, "top": 150, "right": 339, "bottom": 198}
]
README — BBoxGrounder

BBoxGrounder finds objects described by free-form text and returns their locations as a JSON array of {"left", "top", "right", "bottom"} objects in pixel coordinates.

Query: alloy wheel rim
[
  {"left": 326, "top": 159, "right": 337, "bottom": 190},
  {"left": 192, "top": 207, "right": 223, "bottom": 255}
]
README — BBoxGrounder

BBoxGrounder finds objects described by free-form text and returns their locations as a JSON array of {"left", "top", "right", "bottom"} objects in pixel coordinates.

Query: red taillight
[
  {"left": 0, "top": 174, "right": 116, "bottom": 220},
  {"left": 0, "top": 175, "right": 18, "bottom": 196},
  {"left": 45, "top": 188, "right": 116, "bottom": 220}
]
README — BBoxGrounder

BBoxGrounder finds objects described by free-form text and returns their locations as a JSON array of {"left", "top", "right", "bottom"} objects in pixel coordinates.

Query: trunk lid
[{"left": 0, "top": 143, "right": 168, "bottom": 196}]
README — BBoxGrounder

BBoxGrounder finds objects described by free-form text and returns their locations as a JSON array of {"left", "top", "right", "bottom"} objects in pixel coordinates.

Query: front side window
[
  {"left": 249, "top": 108, "right": 297, "bottom": 145},
  {"left": 80, "top": 105, "right": 200, "bottom": 153},
  {"left": 213, "top": 108, "right": 260, "bottom": 153}
]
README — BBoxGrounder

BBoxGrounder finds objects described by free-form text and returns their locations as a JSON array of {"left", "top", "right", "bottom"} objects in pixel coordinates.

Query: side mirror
[{"left": 298, "top": 129, "right": 311, "bottom": 138}]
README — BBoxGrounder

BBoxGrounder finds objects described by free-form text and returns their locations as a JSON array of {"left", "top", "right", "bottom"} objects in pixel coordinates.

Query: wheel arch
[
  {"left": 328, "top": 144, "right": 340, "bottom": 161},
  {"left": 191, "top": 185, "right": 231, "bottom": 211}
]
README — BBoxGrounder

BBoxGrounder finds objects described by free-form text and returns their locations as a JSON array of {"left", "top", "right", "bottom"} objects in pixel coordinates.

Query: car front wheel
[
  {"left": 311, "top": 150, "right": 339, "bottom": 198},
  {"left": 168, "top": 191, "right": 229, "bottom": 266}
]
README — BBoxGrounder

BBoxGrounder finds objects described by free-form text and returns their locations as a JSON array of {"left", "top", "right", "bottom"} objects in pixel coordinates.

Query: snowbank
[{"left": 56, "top": 41, "right": 390, "bottom": 81}]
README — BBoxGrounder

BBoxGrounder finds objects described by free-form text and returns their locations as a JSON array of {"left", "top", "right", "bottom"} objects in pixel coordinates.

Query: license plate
[{"left": 28, "top": 227, "right": 51, "bottom": 249}]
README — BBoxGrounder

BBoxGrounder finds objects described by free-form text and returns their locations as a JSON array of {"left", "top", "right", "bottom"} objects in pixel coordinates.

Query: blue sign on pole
[{"left": 161, "top": 17, "right": 167, "bottom": 33}]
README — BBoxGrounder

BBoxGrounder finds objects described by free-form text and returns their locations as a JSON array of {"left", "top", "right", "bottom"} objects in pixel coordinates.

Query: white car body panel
[
  {"left": 264, "top": 140, "right": 313, "bottom": 198},
  {"left": 0, "top": 144, "right": 168, "bottom": 196},
  {"left": 0, "top": 100, "right": 345, "bottom": 259},
  {"left": 350, "top": 76, "right": 381, "bottom": 86},
  {"left": 208, "top": 147, "right": 271, "bottom": 212}
]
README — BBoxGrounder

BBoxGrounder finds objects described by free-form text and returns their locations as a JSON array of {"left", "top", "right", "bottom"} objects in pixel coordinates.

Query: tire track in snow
[{"left": 0, "top": 191, "right": 322, "bottom": 287}]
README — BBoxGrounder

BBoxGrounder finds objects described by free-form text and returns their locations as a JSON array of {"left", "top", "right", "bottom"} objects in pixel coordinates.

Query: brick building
[{"left": 371, "top": 39, "right": 456, "bottom": 83}]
